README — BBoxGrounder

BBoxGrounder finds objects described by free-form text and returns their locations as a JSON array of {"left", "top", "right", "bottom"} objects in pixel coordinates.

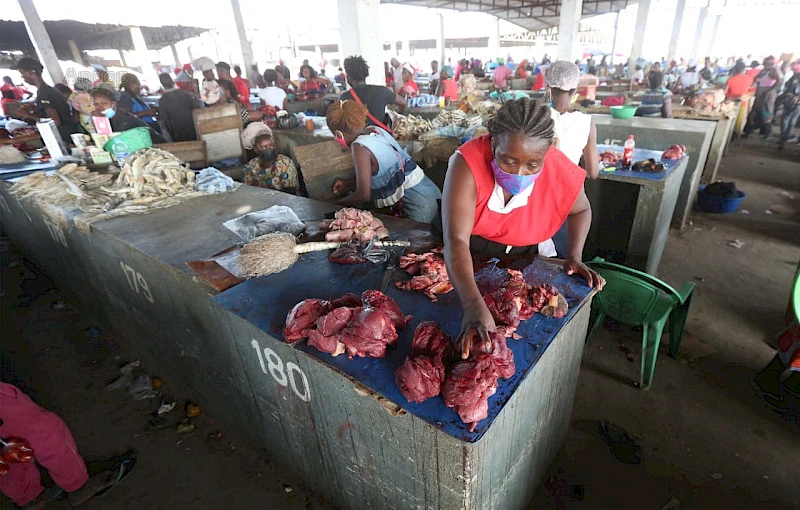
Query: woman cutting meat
[
  {"left": 326, "top": 99, "right": 441, "bottom": 223},
  {"left": 442, "top": 98, "right": 604, "bottom": 356}
]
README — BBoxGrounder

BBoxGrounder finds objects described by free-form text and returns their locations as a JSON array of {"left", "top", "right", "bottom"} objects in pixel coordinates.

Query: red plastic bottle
[{"left": 622, "top": 135, "right": 635, "bottom": 168}]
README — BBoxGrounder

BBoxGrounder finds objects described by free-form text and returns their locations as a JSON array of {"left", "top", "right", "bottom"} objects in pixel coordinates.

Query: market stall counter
[
  {"left": 0, "top": 179, "right": 596, "bottom": 510},
  {"left": 586, "top": 145, "right": 689, "bottom": 275}
]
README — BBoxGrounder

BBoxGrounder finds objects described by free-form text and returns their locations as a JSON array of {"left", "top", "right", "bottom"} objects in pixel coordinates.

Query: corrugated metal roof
[{"left": 380, "top": 0, "right": 634, "bottom": 32}]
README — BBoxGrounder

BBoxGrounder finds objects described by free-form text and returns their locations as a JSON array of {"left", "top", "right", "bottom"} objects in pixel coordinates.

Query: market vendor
[
  {"left": 440, "top": 98, "right": 604, "bottom": 356},
  {"left": 724, "top": 61, "right": 752, "bottom": 100},
  {"left": 240, "top": 122, "right": 301, "bottom": 193},
  {"left": 13, "top": 58, "right": 80, "bottom": 145},
  {"left": 298, "top": 65, "right": 331, "bottom": 100},
  {"left": 90, "top": 87, "right": 165, "bottom": 144},
  {"left": 398, "top": 64, "right": 420, "bottom": 97},
  {"left": 493, "top": 58, "right": 513, "bottom": 89},
  {"left": 118, "top": 74, "right": 160, "bottom": 135},
  {"left": 340, "top": 56, "right": 406, "bottom": 131},
  {"left": 436, "top": 66, "right": 458, "bottom": 102},
  {"left": 325, "top": 100, "right": 441, "bottom": 223},
  {"left": 1, "top": 76, "right": 32, "bottom": 115},
  {"left": 639, "top": 71, "right": 673, "bottom": 119}
]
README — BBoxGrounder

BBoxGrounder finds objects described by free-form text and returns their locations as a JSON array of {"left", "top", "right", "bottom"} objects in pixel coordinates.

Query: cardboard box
[
  {"left": 92, "top": 116, "right": 112, "bottom": 135},
  {"left": 71, "top": 133, "right": 90, "bottom": 148},
  {"left": 89, "top": 147, "right": 112, "bottom": 164}
]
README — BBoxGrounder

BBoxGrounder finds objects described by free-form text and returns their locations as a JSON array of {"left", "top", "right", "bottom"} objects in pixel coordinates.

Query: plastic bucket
[{"left": 697, "top": 186, "right": 746, "bottom": 214}]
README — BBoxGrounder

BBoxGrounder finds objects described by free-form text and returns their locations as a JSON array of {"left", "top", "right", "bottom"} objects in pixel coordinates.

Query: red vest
[{"left": 459, "top": 135, "right": 585, "bottom": 247}]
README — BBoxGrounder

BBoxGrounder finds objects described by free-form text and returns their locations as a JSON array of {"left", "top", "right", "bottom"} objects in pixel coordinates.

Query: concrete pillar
[
  {"left": 118, "top": 49, "right": 127, "bottom": 67},
  {"left": 170, "top": 43, "right": 181, "bottom": 67},
  {"left": 557, "top": 0, "right": 582, "bottom": 62},
  {"left": 610, "top": 11, "right": 620, "bottom": 65},
  {"left": 628, "top": 0, "right": 652, "bottom": 73},
  {"left": 337, "top": 0, "right": 384, "bottom": 86},
  {"left": 67, "top": 40, "right": 81, "bottom": 64},
  {"left": 488, "top": 17, "right": 501, "bottom": 61},
  {"left": 691, "top": 6, "right": 708, "bottom": 61},
  {"left": 436, "top": 13, "right": 445, "bottom": 68},
  {"left": 401, "top": 39, "right": 411, "bottom": 60},
  {"left": 16, "top": 0, "right": 65, "bottom": 84},
  {"left": 666, "top": 0, "right": 686, "bottom": 64},
  {"left": 129, "top": 27, "right": 158, "bottom": 87},
  {"left": 230, "top": 0, "right": 255, "bottom": 73},
  {"left": 187, "top": 46, "right": 195, "bottom": 65},
  {"left": 707, "top": 15, "right": 721, "bottom": 58}
]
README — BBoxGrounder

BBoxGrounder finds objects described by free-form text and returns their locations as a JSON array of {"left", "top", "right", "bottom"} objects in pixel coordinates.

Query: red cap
[{"left": 182, "top": 63, "right": 193, "bottom": 72}]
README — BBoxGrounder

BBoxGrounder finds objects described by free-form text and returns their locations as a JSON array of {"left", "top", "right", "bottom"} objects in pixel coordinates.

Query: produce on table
[
  {"left": 283, "top": 290, "right": 410, "bottom": 359},
  {"left": 395, "top": 322, "right": 454, "bottom": 404},
  {"left": 599, "top": 150, "right": 622, "bottom": 165},
  {"left": 320, "top": 208, "right": 389, "bottom": 243},
  {"left": 109, "top": 147, "right": 195, "bottom": 200},
  {"left": 662, "top": 144, "right": 686, "bottom": 160},
  {"left": 632, "top": 158, "right": 666, "bottom": 173},
  {"left": 389, "top": 113, "right": 434, "bottom": 140},
  {"left": 11, "top": 163, "right": 117, "bottom": 211},
  {"left": 395, "top": 248, "right": 453, "bottom": 301},
  {"left": 431, "top": 109, "right": 483, "bottom": 129}
]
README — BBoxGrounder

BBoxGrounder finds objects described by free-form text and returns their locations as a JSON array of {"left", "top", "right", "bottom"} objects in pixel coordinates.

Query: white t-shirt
[
  {"left": 550, "top": 109, "right": 592, "bottom": 165},
  {"left": 630, "top": 69, "right": 644, "bottom": 86},
  {"left": 258, "top": 87, "right": 286, "bottom": 108},
  {"left": 679, "top": 72, "right": 699, "bottom": 89}
]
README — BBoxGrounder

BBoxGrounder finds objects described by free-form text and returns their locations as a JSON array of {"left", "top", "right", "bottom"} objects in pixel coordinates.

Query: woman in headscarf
[
  {"left": 325, "top": 100, "right": 441, "bottom": 223},
  {"left": 398, "top": 64, "right": 420, "bottom": 97},
  {"left": 118, "top": 73, "right": 160, "bottom": 135},
  {"left": 436, "top": 66, "right": 458, "bottom": 102},
  {"left": 240, "top": 122, "right": 301, "bottom": 193},
  {"left": 515, "top": 59, "right": 529, "bottom": 79},
  {"left": 441, "top": 98, "right": 604, "bottom": 356},
  {"left": 471, "top": 59, "right": 486, "bottom": 78}
]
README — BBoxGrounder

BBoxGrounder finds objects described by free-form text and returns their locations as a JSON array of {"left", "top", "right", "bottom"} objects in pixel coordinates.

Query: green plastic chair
[{"left": 586, "top": 257, "right": 695, "bottom": 390}]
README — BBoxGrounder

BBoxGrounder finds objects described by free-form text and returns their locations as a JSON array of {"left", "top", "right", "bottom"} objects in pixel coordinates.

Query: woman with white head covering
[
  {"left": 546, "top": 61, "right": 599, "bottom": 179},
  {"left": 240, "top": 122, "right": 301, "bottom": 193},
  {"left": 398, "top": 63, "right": 420, "bottom": 97}
]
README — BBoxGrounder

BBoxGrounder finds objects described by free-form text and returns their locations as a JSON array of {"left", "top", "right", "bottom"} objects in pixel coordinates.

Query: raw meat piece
[
  {"left": 321, "top": 208, "right": 389, "bottom": 243},
  {"left": 283, "top": 299, "right": 328, "bottom": 341},
  {"left": 395, "top": 355, "right": 446, "bottom": 403},
  {"left": 530, "top": 284, "right": 568, "bottom": 318},
  {"left": 362, "top": 290, "right": 411, "bottom": 329},
  {"left": 662, "top": 144, "right": 686, "bottom": 160},
  {"left": 599, "top": 150, "right": 621, "bottom": 165},
  {"left": 328, "top": 243, "right": 364, "bottom": 264},
  {"left": 504, "top": 269, "right": 536, "bottom": 320},
  {"left": 340, "top": 307, "right": 398, "bottom": 359},
  {"left": 396, "top": 249, "right": 453, "bottom": 301},
  {"left": 411, "top": 321, "right": 454, "bottom": 359},
  {"left": 484, "top": 289, "right": 520, "bottom": 329},
  {"left": 329, "top": 293, "right": 362, "bottom": 309},
  {"left": 307, "top": 329, "right": 346, "bottom": 356},
  {"left": 315, "top": 307, "right": 353, "bottom": 336},
  {"left": 442, "top": 356, "right": 499, "bottom": 427}
]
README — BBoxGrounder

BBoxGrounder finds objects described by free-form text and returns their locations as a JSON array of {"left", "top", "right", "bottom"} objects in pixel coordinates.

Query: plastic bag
[
  {"left": 194, "top": 167, "right": 236, "bottom": 194},
  {"left": 223, "top": 205, "right": 306, "bottom": 243}
]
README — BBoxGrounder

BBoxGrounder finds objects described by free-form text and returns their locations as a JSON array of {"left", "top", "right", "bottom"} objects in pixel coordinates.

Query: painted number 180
[
  {"left": 251, "top": 340, "right": 311, "bottom": 402},
  {"left": 120, "top": 261, "right": 154, "bottom": 303}
]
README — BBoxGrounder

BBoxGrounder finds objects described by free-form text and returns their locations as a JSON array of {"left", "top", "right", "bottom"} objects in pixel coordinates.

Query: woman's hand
[
  {"left": 456, "top": 299, "right": 496, "bottom": 359},
  {"left": 564, "top": 257, "right": 605, "bottom": 290}
]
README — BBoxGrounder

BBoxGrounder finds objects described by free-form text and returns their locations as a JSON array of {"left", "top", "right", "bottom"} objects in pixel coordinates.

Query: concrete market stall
[{"left": 0, "top": 180, "right": 596, "bottom": 510}]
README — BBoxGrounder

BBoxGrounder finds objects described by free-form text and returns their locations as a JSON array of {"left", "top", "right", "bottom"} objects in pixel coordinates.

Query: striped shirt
[{"left": 640, "top": 88, "right": 671, "bottom": 117}]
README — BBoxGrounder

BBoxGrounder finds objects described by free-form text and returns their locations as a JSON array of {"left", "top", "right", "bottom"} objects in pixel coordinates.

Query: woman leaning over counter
[{"left": 441, "top": 98, "right": 604, "bottom": 356}]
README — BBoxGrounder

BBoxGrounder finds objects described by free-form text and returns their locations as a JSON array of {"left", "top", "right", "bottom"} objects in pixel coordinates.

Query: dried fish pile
[
  {"left": 108, "top": 148, "right": 196, "bottom": 200},
  {"left": 0, "top": 146, "right": 27, "bottom": 164},
  {"left": 11, "top": 163, "right": 117, "bottom": 211},
  {"left": 469, "top": 101, "right": 500, "bottom": 116},
  {"left": 431, "top": 109, "right": 483, "bottom": 129},
  {"left": 391, "top": 114, "right": 434, "bottom": 140}
]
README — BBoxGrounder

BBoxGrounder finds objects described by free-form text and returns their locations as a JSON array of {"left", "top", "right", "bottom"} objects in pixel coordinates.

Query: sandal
[{"left": 68, "top": 450, "right": 137, "bottom": 506}]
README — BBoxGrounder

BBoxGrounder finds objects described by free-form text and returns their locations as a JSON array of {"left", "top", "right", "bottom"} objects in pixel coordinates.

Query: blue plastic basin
[{"left": 697, "top": 187, "right": 745, "bottom": 214}]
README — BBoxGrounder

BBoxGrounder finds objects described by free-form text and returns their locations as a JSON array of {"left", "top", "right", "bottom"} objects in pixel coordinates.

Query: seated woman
[
  {"left": 398, "top": 64, "right": 420, "bottom": 97},
  {"left": 240, "top": 122, "right": 301, "bottom": 193},
  {"left": 90, "top": 87, "right": 165, "bottom": 143},
  {"left": 325, "top": 100, "right": 441, "bottom": 223},
  {"left": 217, "top": 79, "right": 264, "bottom": 126},
  {"left": 118, "top": 73, "right": 161, "bottom": 134},
  {"left": 258, "top": 69, "right": 288, "bottom": 109},
  {"left": 298, "top": 65, "right": 331, "bottom": 100},
  {"left": 440, "top": 98, "right": 604, "bottom": 355},
  {"left": 436, "top": 66, "right": 458, "bottom": 102},
  {"left": 639, "top": 71, "right": 673, "bottom": 118}
]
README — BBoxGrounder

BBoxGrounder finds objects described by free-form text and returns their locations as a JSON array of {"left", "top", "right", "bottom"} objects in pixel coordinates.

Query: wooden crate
[
  {"left": 154, "top": 141, "right": 208, "bottom": 169},
  {"left": 293, "top": 140, "right": 355, "bottom": 202},
  {"left": 193, "top": 104, "right": 245, "bottom": 163}
]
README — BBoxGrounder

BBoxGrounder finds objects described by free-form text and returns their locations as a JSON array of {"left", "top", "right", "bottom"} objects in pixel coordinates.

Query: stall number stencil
[
  {"left": 119, "top": 262, "right": 154, "bottom": 303},
  {"left": 44, "top": 220, "right": 68, "bottom": 248},
  {"left": 251, "top": 339, "right": 311, "bottom": 402}
]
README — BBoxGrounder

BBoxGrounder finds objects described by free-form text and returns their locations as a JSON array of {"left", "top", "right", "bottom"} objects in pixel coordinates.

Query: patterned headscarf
[{"left": 241, "top": 122, "right": 273, "bottom": 150}]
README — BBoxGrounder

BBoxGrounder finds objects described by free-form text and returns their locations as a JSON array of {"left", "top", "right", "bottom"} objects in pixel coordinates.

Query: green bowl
[{"left": 610, "top": 105, "right": 638, "bottom": 119}]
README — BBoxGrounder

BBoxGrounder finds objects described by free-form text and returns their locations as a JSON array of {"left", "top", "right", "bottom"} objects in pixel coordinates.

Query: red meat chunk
[
  {"left": 316, "top": 307, "right": 353, "bottom": 336},
  {"left": 484, "top": 289, "right": 520, "bottom": 329},
  {"left": 283, "top": 299, "right": 328, "bottom": 341},
  {"left": 442, "top": 356, "right": 499, "bottom": 427},
  {"left": 361, "top": 290, "right": 411, "bottom": 329},
  {"left": 411, "top": 321, "right": 454, "bottom": 359},
  {"left": 307, "top": 330, "right": 345, "bottom": 356},
  {"left": 530, "top": 284, "right": 563, "bottom": 315},
  {"left": 329, "top": 293, "right": 363, "bottom": 309},
  {"left": 395, "top": 355, "right": 446, "bottom": 404},
  {"left": 340, "top": 307, "right": 398, "bottom": 359}
]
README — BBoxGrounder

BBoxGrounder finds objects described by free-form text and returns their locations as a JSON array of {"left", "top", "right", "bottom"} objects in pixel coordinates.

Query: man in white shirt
[
  {"left": 630, "top": 65, "right": 645, "bottom": 89},
  {"left": 258, "top": 69, "right": 287, "bottom": 109},
  {"left": 675, "top": 59, "right": 700, "bottom": 93}
]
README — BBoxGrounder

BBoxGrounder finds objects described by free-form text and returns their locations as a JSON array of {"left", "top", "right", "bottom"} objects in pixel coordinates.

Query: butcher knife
[{"left": 379, "top": 246, "right": 405, "bottom": 292}]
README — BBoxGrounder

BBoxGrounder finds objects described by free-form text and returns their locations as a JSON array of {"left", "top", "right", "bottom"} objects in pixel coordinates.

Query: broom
[{"left": 238, "top": 232, "right": 410, "bottom": 278}]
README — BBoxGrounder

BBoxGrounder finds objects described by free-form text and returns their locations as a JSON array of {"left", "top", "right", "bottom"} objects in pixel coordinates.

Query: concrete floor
[{"left": 1, "top": 138, "right": 798, "bottom": 509}]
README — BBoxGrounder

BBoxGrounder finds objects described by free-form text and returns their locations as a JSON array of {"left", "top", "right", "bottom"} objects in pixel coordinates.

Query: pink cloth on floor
[{"left": 0, "top": 383, "right": 89, "bottom": 506}]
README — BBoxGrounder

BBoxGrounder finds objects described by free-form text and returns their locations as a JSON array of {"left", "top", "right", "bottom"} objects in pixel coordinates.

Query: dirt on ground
[{"left": 1, "top": 138, "right": 798, "bottom": 510}]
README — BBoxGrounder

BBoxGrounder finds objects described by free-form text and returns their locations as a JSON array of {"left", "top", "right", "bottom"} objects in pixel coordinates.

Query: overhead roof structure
[
  {"left": 380, "top": 0, "right": 633, "bottom": 32},
  {"left": 0, "top": 19, "right": 208, "bottom": 60}
]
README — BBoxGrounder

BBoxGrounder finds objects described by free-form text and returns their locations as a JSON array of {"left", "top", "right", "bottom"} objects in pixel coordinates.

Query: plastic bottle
[
  {"left": 622, "top": 135, "right": 635, "bottom": 168},
  {"left": 112, "top": 140, "right": 130, "bottom": 165}
]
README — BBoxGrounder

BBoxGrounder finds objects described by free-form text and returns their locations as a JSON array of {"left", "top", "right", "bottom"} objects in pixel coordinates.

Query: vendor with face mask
[
  {"left": 90, "top": 87, "right": 165, "bottom": 143},
  {"left": 441, "top": 98, "right": 604, "bottom": 357},
  {"left": 240, "top": 122, "right": 301, "bottom": 194}
]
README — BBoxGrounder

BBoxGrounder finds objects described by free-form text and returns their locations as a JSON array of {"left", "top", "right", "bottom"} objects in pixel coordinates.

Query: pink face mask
[{"left": 334, "top": 136, "right": 349, "bottom": 149}]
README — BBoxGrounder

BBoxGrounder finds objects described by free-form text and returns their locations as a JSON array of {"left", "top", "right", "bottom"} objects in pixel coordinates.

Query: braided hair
[
  {"left": 344, "top": 56, "right": 370, "bottom": 82},
  {"left": 326, "top": 100, "right": 368, "bottom": 133},
  {"left": 487, "top": 98, "right": 554, "bottom": 143}
]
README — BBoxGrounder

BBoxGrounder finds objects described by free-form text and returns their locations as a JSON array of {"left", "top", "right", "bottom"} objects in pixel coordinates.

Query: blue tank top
[{"left": 352, "top": 127, "right": 419, "bottom": 206}]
